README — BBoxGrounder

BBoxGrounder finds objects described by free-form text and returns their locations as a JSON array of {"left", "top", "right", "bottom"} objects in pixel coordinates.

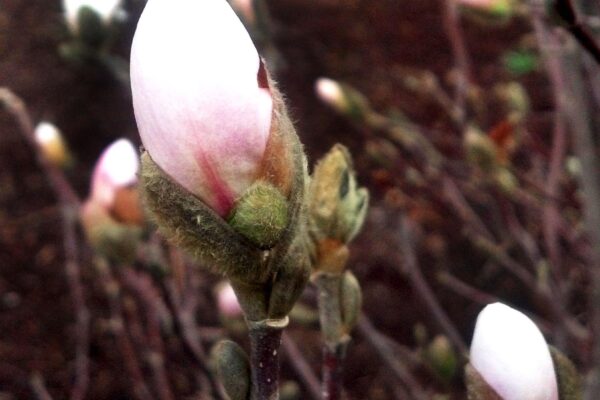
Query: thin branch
[
  {"left": 121, "top": 269, "right": 175, "bottom": 400},
  {"left": 30, "top": 374, "right": 54, "bottom": 400},
  {"left": 399, "top": 216, "right": 468, "bottom": 355},
  {"left": 357, "top": 316, "right": 428, "bottom": 400},
  {"left": 0, "top": 88, "right": 90, "bottom": 400},
  {"left": 281, "top": 333, "right": 322, "bottom": 400},
  {"left": 440, "top": 0, "right": 472, "bottom": 124}
]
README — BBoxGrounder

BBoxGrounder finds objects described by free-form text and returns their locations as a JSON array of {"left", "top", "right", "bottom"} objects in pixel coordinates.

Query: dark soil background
[{"left": 0, "top": 0, "right": 591, "bottom": 399}]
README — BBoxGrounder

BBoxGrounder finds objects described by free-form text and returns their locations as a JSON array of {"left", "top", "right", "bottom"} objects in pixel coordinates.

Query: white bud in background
[
  {"left": 470, "top": 302, "right": 558, "bottom": 400},
  {"left": 89, "top": 138, "right": 139, "bottom": 209},
  {"left": 315, "top": 78, "right": 346, "bottom": 112},
  {"left": 34, "top": 121, "right": 71, "bottom": 168}
]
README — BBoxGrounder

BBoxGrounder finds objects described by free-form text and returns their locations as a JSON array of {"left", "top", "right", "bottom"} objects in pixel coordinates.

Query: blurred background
[{"left": 1, "top": 0, "right": 600, "bottom": 398}]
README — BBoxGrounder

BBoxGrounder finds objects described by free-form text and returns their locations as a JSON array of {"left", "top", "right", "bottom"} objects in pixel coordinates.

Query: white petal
[{"left": 470, "top": 303, "right": 558, "bottom": 400}]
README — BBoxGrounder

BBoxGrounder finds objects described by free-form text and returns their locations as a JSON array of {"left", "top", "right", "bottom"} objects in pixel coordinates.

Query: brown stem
[
  {"left": 248, "top": 319, "right": 286, "bottom": 400},
  {"left": 399, "top": 217, "right": 468, "bottom": 355}
]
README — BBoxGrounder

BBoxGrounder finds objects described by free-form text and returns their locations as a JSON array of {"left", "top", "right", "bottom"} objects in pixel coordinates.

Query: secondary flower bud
[
  {"left": 131, "top": 0, "right": 273, "bottom": 217},
  {"left": 81, "top": 139, "right": 143, "bottom": 262},
  {"left": 89, "top": 138, "right": 139, "bottom": 211},
  {"left": 469, "top": 303, "right": 558, "bottom": 400},
  {"left": 34, "top": 122, "right": 72, "bottom": 168}
]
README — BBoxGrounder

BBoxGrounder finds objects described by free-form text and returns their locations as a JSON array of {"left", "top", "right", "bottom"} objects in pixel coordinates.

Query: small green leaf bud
[
  {"left": 340, "top": 271, "right": 362, "bottom": 333},
  {"left": 211, "top": 340, "right": 251, "bottom": 400},
  {"left": 309, "top": 144, "right": 369, "bottom": 249},
  {"left": 424, "top": 335, "right": 458, "bottom": 384},
  {"left": 549, "top": 346, "right": 582, "bottom": 400}
]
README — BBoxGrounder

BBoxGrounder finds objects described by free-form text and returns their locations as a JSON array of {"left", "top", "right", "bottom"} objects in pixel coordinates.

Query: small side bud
[
  {"left": 464, "top": 127, "right": 498, "bottom": 173},
  {"left": 340, "top": 271, "right": 362, "bottom": 333},
  {"left": 227, "top": 181, "right": 289, "bottom": 249},
  {"left": 549, "top": 346, "right": 582, "bottom": 400},
  {"left": 424, "top": 335, "right": 458, "bottom": 384},
  {"left": 280, "top": 381, "right": 301, "bottom": 400},
  {"left": 81, "top": 139, "right": 144, "bottom": 263},
  {"left": 315, "top": 78, "right": 370, "bottom": 121},
  {"left": 34, "top": 122, "right": 72, "bottom": 169},
  {"left": 211, "top": 340, "right": 251, "bottom": 400},
  {"left": 309, "top": 144, "right": 369, "bottom": 247}
]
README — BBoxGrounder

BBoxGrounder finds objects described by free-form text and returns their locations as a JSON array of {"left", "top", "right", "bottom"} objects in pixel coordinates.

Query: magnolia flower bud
[
  {"left": 133, "top": 0, "right": 309, "bottom": 321},
  {"left": 89, "top": 138, "right": 139, "bottom": 211},
  {"left": 34, "top": 122, "right": 72, "bottom": 168},
  {"left": 469, "top": 303, "right": 558, "bottom": 400},
  {"left": 63, "top": 0, "right": 123, "bottom": 33},
  {"left": 131, "top": 0, "right": 273, "bottom": 218},
  {"left": 81, "top": 139, "right": 143, "bottom": 262},
  {"left": 315, "top": 78, "right": 370, "bottom": 120}
]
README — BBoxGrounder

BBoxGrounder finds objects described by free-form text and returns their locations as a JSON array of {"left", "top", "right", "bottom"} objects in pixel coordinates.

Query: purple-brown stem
[
  {"left": 322, "top": 343, "right": 347, "bottom": 400},
  {"left": 248, "top": 320, "right": 286, "bottom": 400},
  {"left": 314, "top": 273, "right": 347, "bottom": 400}
]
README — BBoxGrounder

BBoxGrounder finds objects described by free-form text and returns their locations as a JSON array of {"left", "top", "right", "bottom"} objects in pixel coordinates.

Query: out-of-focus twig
[
  {"left": 440, "top": 0, "right": 472, "bottom": 125},
  {"left": 121, "top": 269, "right": 175, "bottom": 400},
  {"left": 553, "top": 0, "right": 600, "bottom": 64},
  {"left": 0, "top": 88, "right": 90, "bottom": 400},
  {"left": 357, "top": 316, "right": 428, "bottom": 400},
  {"left": 399, "top": 216, "right": 468, "bottom": 355},
  {"left": 30, "top": 373, "right": 54, "bottom": 400},
  {"left": 94, "top": 258, "right": 154, "bottom": 400},
  {"left": 281, "top": 332, "right": 322, "bottom": 400},
  {"left": 529, "top": 3, "right": 600, "bottom": 392}
]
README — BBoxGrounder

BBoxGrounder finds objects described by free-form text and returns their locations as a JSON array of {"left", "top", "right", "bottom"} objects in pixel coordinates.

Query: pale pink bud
[
  {"left": 316, "top": 78, "right": 344, "bottom": 107},
  {"left": 215, "top": 282, "right": 243, "bottom": 318},
  {"left": 34, "top": 122, "right": 71, "bottom": 168},
  {"left": 63, "top": 0, "right": 123, "bottom": 31},
  {"left": 470, "top": 303, "right": 558, "bottom": 400},
  {"left": 131, "top": 0, "right": 273, "bottom": 217},
  {"left": 89, "top": 139, "right": 139, "bottom": 209}
]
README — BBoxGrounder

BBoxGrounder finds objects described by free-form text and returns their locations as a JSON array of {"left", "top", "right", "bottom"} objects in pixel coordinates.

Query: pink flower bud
[
  {"left": 89, "top": 138, "right": 139, "bottom": 209},
  {"left": 470, "top": 303, "right": 558, "bottom": 400},
  {"left": 215, "top": 282, "right": 243, "bottom": 319},
  {"left": 131, "top": 0, "right": 273, "bottom": 217}
]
